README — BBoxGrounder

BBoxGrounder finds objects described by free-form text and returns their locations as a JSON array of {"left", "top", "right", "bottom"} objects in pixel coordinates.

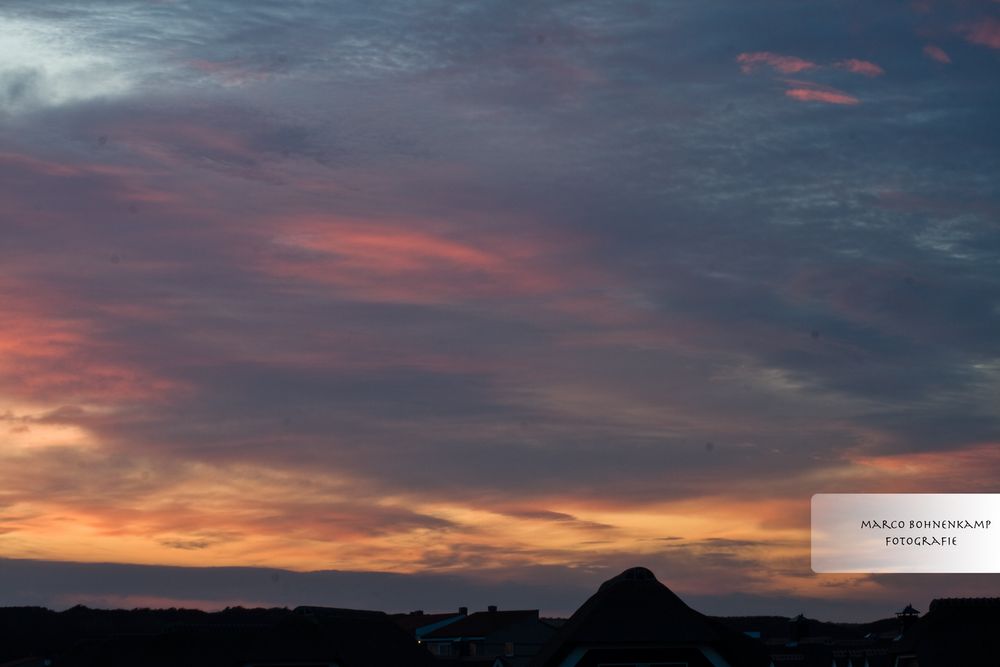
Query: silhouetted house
[
  {"left": 420, "top": 606, "right": 555, "bottom": 666},
  {"left": 530, "top": 566, "right": 772, "bottom": 667},
  {"left": 54, "top": 606, "right": 434, "bottom": 667},
  {"left": 762, "top": 641, "right": 832, "bottom": 667},
  {"left": 392, "top": 608, "right": 468, "bottom": 640},
  {"left": 0, "top": 605, "right": 239, "bottom": 664},
  {"left": 894, "top": 597, "right": 1000, "bottom": 667},
  {"left": 747, "top": 613, "right": 899, "bottom": 667},
  {"left": 718, "top": 610, "right": 908, "bottom": 667},
  {"left": 716, "top": 613, "right": 901, "bottom": 646},
  {"left": 833, "top": 647, "right": 894, "bottom": 667}
]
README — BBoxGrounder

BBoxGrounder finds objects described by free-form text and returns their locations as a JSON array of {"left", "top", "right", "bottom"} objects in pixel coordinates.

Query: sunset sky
[{"left": 1, "top": 0, "right": 999, "bottom": 620}]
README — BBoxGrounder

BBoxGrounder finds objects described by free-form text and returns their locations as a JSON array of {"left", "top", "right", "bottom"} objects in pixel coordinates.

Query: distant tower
[
  {"left": 896, "top": 603, "right": 920, "bottom": 635},
  {"left": 789, "top": 613, "right": 808, "bottom": 644}
]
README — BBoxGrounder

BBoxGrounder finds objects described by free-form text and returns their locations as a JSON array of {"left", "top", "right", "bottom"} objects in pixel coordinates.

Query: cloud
[
  {"left": 0, "top": 15, "right": 135, "bottom": 112},
  {"left": 923, "top": 44, "right": 952, "bottom": 63},
  {"left": 737, "top": 52, "right": 818, "bottom": 74},
  {"left": 262, "top": 216, "right": 592, "bottom": 305},
  {"left": 962, "top": 17, "right": 1000, "bottom": 49},
  {"left": 160, "top": 539, "right": 214, "bottom": 550},
  {"left": 834, "top": 59, "right": 885, "bottom": 77},
  {"left": 849, "top": 442, "right": 1000, "bottom": 490},
  {"left": 0, "top": 67, "right": 42, "bottom": 108},
  {"left": 738, "top": 54, "right": 882, "bottom": 78},
  {"left": 737, "top": 53, "right": 878, "bottom": 104},
  {"left": 784, "top": 86, "right": 860, "bottom": 105}
]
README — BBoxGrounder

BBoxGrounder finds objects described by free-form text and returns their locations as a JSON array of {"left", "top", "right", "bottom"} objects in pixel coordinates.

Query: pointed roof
[{"left": 531, "top": 566, "right": 770, "bottom": 667}]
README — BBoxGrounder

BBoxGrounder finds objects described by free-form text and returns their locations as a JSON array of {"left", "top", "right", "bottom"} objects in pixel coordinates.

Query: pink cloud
[
  {"left": 963, "top": 17, "right": 1000, "bottom": 49},
  {"left": 736, "top": 52, "right": 817, "bottom": 74},
  {"left": 851, "top": 443, "right": 1000, "bottom": 491},
  {"left": 738, "top": 54, "right": 880, "bottom": 105},
  {"left": 0, "top": 283, "right": 187, "bottom": 404},
  {"left": 834, "top": 59, "right": 885, "bottom": 77},
  {"left": 785, "top": 87, "right": 860, "bottom": 105},
  {"left": 261, "top": 216, "right": 602, "bottom": 306},
  {"left": 923, "top": 44, "right": 952, "bottom": 63},
  {"left": 0, "top": 151, "right": 85, "bottom": 177}
]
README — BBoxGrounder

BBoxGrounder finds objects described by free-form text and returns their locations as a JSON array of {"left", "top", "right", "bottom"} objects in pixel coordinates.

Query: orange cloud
[
  {"left": 0, "top": 433, "right": 819, "bottom": 599},
  {"left": 834, "top": 59, "right": 885, "bottom": 77},
  {"left": 737, "top": 52, "right": 817, "bottom": 74},
  {"left": 923, "top": 44, "right": 952, "bottom": 63}
]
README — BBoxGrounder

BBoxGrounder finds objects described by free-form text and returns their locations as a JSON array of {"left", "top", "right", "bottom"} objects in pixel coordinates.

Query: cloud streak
[
  {"left": 784, "top": 86, "right": 860, "bottom": 105},
  {"left": 737, "top": 52, "right": 818, "bottom": 74},
  {"left": 834, "top": 59, "right": 885, "bottom": 77},
  {"left": 923, "top": 44, "right": 952, "bottom": 63},
  {"left": 736, "top": 53, "right": 879, "bottom": 105}
]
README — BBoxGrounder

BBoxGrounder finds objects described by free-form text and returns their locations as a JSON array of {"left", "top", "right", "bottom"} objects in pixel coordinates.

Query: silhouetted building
[
  {"left": 421, "top": 606, "right": 555, "bottom": 667},
  {"left": 0, "top": 585, "right": 994, "bottom": 666},
  {"left": 894, "top": 597, "right": 1000, "bottom": 667},
  {"left": 895, "top": 603, "right": 920, "bottom": 637},
  {"left": 52, "top": 606, "right": 434, "bottom": 667},
  {"left": 530, "top": 566, "right": 772, "bottom": 667},
  {"left": 392, "top": 608, "right": 468, "bottom": 640},
  {"left": 738, "top": 611, "right": 899, "bottom": 667},
  {"left": 789, "top": 613, "right": 809, "bottom": 644}
]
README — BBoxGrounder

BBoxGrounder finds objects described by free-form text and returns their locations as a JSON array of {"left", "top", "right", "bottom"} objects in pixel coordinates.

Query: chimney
[
  {"left": 458, "top": 606, "right": 468, "bottom": 616},
  {"left": 488, "top": 605, "right": 498, "bottom": 613}
]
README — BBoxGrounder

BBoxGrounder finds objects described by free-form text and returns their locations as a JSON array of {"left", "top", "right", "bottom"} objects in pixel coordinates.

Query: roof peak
[
  {"left": 930, "top": 597, "right": 1000, "bottom": 611},
  {"left": 531, "top": 566, "right": 771, "bottom": 667},
  {"left": 598, "top": 566, "right": 658, "bottom": 591}
]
